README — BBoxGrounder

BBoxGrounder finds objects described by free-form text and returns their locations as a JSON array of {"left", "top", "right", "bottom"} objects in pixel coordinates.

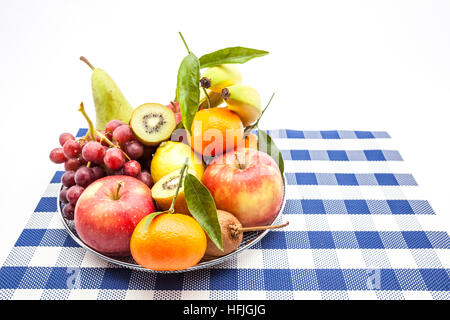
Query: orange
[
  {"left": 190, "top": 108, "right": 244, "bottom": 157},
  {"left": 130, "top": 213, "right": 207, "bottom": 271}
]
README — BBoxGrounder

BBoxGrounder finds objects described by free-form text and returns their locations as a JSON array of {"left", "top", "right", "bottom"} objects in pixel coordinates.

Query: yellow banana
[
  {"left": 199, "top": 88, "right": 223, "bottom": 109},
  {"left": 221, "top": 85, "right": 261, "bottom": 126},
  {"left": 200, "top": 65, "right": 242, "bottom": 93}
]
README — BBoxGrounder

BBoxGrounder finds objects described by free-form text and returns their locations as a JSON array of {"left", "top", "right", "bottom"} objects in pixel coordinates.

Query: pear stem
[
  {"left": 178, "top": 32, "right": 191, "bottom": 54},
  {"left": 169, "top": 157, "right": 189, "bottom": 213},
  {"left": 236, "top": 221, "right": 289, "bottom": 233},
  {"left": 202, "top": 87, "right": 211, "bottom": 109},
  {"left": 80, "top": 56, "right": 95, "bottom": 71}
]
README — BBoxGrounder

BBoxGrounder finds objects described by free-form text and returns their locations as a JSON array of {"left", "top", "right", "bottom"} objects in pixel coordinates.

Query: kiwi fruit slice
[
  {"left": 130, "top": 103, "right": 176, "bottom": 146},
  {"left": 151, "top": 169, "right": 194, "bottom": 215}
]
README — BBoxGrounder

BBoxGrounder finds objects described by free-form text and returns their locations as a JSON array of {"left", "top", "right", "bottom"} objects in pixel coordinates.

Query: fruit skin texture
[
  {"left": 202, "top": 148, "right": 284, "bottom": 227},
  {"left": 201, "top": 65, "right": 242, "bottom": 93},
  {"left": 75, "top": 175, "right": 155, "bottom": 256},
  {"left": 150, "top": 141, "right": 204, "bottom": 183},
  {"left": 189, "top": 108, "right": 244, "bottom": 157},
  {"left": 205, "top": 210, "right": 243, "bottom": 258},
  {"left": 90, "top": 67, "right": 134, "bottom": 130},
  {"left": 130, "top": 213, "right": 207, "bottom": 271},
  {"left": 222, "top": 85, "right": 262, "bottom": 126}
]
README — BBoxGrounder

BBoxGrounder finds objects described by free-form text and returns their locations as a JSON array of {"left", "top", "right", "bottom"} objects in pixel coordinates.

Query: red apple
[
  {"left": 202, "top": 148, "right": 284, "bottom": 227},
  {"left": 75, "top": 175, "right": 155, "bottom": 256},
  {"left": 166, "top": 101, "right": 182, "bottom": 124}
]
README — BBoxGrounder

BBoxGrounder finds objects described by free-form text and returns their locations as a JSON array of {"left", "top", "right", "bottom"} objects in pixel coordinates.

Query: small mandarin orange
[
  {"left": 130, "top": 213, "right": 207, "bottom": 271},
  {"left": 189, "top": 108, "right": 244, "bottom": 157}
]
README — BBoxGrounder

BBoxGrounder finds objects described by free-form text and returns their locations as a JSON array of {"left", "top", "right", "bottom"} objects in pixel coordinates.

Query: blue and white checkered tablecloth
[{"left": 1, "top": 129, "right": 449, "bottom": 300}]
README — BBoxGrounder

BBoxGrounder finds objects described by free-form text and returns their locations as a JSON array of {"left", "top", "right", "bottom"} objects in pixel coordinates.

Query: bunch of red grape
[{"left": 49, "top": 120, "right": 154, "bottom": 220}]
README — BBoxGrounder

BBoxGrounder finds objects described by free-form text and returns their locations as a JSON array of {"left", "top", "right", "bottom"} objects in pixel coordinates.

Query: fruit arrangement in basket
[{"left": 49, "top": 33, "right": 287, "bottom": 271}]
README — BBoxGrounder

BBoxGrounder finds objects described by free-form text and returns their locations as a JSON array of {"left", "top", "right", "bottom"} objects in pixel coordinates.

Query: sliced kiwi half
[
  {"left": 151, "top": 169, "right": 196, "bottom": 215},
  {"left": 130, "top": 103, "right": 176, "bottom": 146}
]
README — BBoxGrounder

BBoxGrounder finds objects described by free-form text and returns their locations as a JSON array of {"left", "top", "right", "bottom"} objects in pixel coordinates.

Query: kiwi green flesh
[{"left": 131, "top": 104, "right": 176, "bottom": 146}]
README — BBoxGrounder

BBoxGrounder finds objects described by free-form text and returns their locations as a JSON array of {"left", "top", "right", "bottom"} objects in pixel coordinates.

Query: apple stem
[
  {"left": 235, "top": 221, "right": 289, "bottom": 233},
  {"left": 168, "top": 157, "right": 189, "bottom": 213},
  {"left": 114, "top": 181, "right": 124, "bottom": 200},
  {"left": 80, "top": 56, "right": 95, "bottom": 71},
  {"left": 234, "top": 152, "right": 245, "bottom": 170}
]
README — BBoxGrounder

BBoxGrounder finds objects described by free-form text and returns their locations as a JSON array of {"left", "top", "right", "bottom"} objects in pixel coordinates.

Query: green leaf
[
  {"left": 177, "top": 53, "right": 200, "bottom": 135},
  {"left": 144, "top": 211, "right": 164, "bottom": 229},
  {"left": 184, "top": 173, "right": 223, "bottom": 251},
  {"left": 257, "top": 130, "right": 284, "bottom": 176},
  {"left": 199, "top": 47, "right": 269, "bottom": 68}
]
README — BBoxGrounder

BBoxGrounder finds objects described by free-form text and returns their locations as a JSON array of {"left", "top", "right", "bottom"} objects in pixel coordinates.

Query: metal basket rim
[{"left": 57, "top": 171, "right": 286, "bottom": 273}]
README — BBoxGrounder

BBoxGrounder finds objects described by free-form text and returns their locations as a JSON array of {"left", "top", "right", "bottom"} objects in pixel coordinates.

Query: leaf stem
[
  {"left": 169, "top": 157, "right": 190, "bottom": 213},
  {"left": 244, "top": 92, "right": 275, "bottom": 135},
  {"left": 178, "top": 32, "right": 191, "bottom": 54}
]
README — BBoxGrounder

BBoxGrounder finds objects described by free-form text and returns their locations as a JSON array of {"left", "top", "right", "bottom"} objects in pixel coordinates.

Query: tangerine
[
  {"left": 189, "top": 108, "right": 244, "bottom": 157},
  {"left": 130, "top": 213, "right": 206, "bottom": 271}
]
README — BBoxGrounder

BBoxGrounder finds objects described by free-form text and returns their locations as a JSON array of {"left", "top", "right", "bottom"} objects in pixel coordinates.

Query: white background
[{"left": 0, "top": 0, "right": 449, "bottom": 264}]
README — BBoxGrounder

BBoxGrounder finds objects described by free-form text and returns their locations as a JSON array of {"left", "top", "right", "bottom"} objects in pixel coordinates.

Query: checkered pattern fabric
[{"left": 1, "top": 129, "right": 449, "bottom": 300}]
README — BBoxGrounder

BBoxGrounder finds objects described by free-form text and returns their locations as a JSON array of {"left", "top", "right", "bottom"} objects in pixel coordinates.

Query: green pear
[{"left": 80, "top": 56, "right": 133, "bottom": 130}]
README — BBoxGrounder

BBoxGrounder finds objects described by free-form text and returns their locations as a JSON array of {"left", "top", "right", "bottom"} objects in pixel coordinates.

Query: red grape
[
  {"left": 81, "top": 141, "right": 105, "bottom": 163},
  {"left": 112, "top": 125, "right": 134, "bottom": 145},
  {"left": 61, "top": 171, "right": 76, "bottom": 188},
  {"left": 62, "top": 203, "right": 75, "bottom": 220},
  {"left": 64, "top": 158, "right": 81, "bottom": 171},
  {"left": 59, "top": 133, "right": 75, "bottom": 147},
  {"left": 60, "top": 188, "right": 68, "bottom": 203},
  {"left": 124, "top": 160, "right": 141, "bottom": 178},
  {"left": 124, "top": 140, "right": 144, "bottom": 160},
  {"left": 138, "top": 171, "right": 153, "bottom": 188},
  {"left": 74, "top": 166, "right": 93, "bottom": 188},
  {"left": 49, "top": 148, "right": 67, "bottom": 164},
  {"left": 63, "top": 140, "right": 82, "bottom": 159},
  {"left": 105, "top": 120, "right": 124, "bottom": 133},
  {"left": 104, "top": 148, "right": 125, "bottom": 170},
  {"left": 91, "top": 166, "right": 106, "bottom": 180},
  {"left": 66, "top": 185, "right": 84, "bottom": 206}
]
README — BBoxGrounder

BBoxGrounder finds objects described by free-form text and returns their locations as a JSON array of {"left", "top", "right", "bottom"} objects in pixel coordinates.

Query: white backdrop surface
[{"left": 0, "top": 0, "right": 449, "bottom": 264}]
